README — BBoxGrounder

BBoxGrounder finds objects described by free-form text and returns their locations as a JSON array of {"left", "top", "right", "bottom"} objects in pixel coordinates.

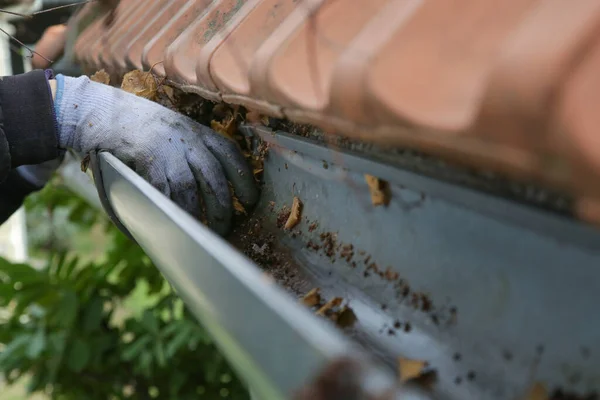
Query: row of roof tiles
[{"left": 71, "top": 0, "right": 600, "bottom": 224}]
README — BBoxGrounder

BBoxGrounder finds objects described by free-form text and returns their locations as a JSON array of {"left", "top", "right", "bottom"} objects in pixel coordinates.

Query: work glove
[{"left": 53, "top": 74, "right": 259, "bottom": 235}]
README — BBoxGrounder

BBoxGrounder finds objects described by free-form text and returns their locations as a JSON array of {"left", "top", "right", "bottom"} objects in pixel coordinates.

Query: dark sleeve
[
  {"left": 0, "top": 169, "right": 42, "bottom": 225},
  {"left": 0, "top": 70, "right": 59, "bottom": 224},
  {"left": 0, "top": 69, "right": 59, "bottom": 180}
]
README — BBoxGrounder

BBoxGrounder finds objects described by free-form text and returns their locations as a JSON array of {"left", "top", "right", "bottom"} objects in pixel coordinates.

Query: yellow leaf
[
  {"left": 316, "top": 297, "right": 342, "bottom": 316},
  {"left": 284, "top": 196, "right": 303, "bottom": 230},
  {"left": 365, "top": 174, "right": 390, "bottom": 206},
  {"left": 301, "top": 288, "right": 321, "bottom": 307},
  {"left": 228, "top": 182, "right": 246, "bottom": 214},
  {"left": 90, "top": 69, "right": 110, "bottom": 85},
  {"left": 398, "top": 358, "right": 426, "bottom": 383},
  {"left": 162, "top": 85, "right": 175, "bottom": 102},
  {"left": 233, "top": 196, "right": 246, "bottom": 215},
  {"left": 211, "top": 116, "right": 237, "bottom": 138},
  {"left": 121, "top": 70, "right": 157, "bottom": 100}
]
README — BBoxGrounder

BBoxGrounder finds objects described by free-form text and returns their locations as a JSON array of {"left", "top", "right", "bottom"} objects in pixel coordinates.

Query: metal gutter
[
  {"left": 59, "top": 123, "right": 600, "bottom": 400},
  {"left": 90, "top": 152, "right": 404, "bottom": 399}
]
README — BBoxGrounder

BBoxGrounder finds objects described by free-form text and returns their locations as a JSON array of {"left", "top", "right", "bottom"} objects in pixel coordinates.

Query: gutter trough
[
  {"left": 91, "top": 152, "right": 408, "bottom": 400},
  {"left": 62, "top": 128, "right": 600, "bottom": 400}
]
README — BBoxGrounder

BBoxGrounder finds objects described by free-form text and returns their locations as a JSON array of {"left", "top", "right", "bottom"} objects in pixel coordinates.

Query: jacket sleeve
[
  {"left": 0, "top": 70, "right": 59, "bottom": 225},
  {"left": 0, "top": 169, "right": 43, "bottom": 224}
]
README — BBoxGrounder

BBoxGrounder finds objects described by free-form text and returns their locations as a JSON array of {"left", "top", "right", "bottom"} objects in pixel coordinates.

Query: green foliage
[{"left": 0, "top": 181, "right": 249, "bottom": 400}]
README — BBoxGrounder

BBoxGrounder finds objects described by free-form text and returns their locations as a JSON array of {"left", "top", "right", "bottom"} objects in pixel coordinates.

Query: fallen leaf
[
  {"left": 161, "top": 85, "right": 175, "bottom": 103},
  {"left": 211, "top": 116, "right": 237, "bottom": 138},
  {"left": 253, "top": 168, "right": 264, "bottom": 177},
  {"left": 316, "top": 297, "right": 343, "bottom": 316},
  {"left": 90, "top": 69, "right": 110, "bottom": 85},
  {"left": 301, "top": 288, "right": 321, "bottom": 307},
  {"left": 523, "top": 383, "right": 548, "bottom": 400},
  {"left": 228, "top": 182, "right": 246, "bottom": 214},
  {"left": 384, "top": 267, "right": 399, "bottom": 281},
  {"left": 233, "top": 196, "right": 246, "bottom": 214},
  {"left": 398, "top": 358, "right": 427, "bottom": 383},
  {"left": 365, "top": 174, "right": 390, "bottom": 206},
  {"left": 335, "top": 306, "right": 357, "bottom": 328},
  {"left": 285, "top": 197, "right": 303, "bottom": 230},
  {"left": 80, "top": 154, "right": 91, "bottom": 173},
  {"left": 121, "top": 70, "right": 157, "bottom": 100}
]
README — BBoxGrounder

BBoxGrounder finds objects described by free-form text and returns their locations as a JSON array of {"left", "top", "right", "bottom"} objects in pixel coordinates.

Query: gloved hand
[{"left": 53, "top": 74, "right": 259, "bottom": 235}]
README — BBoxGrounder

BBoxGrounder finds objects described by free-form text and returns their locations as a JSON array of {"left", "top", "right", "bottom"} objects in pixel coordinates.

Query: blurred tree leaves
[{"left": 0, "top": 181, "right": 249, "bottom": 399}]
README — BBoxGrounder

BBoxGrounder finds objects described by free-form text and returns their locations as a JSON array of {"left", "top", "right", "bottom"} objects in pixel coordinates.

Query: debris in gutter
[
  {"left": 365, "top": 174, "right": 390, "bottom": 206},
  {"left": 80, "top": 153, "right": 91, "bottom": 173},
  {"left": 301, "top": 288, "right": 321, "bottom": 307},
  {"left": 524, "top": 383, "right": 548, "bottom": 400},
  {"left": 276, "top": 206, "right": 291, "bottom": 228},
  {"left": 228, "top": 182, "right": 246, "bottom": 215},
  {"left": 211, "top": 114, "right": 237, "bottom": 139},
  {"left": 285, "top": 197, "right": 303, "bottom": 230},
  {"left": 398, "top": 358, "right": 427, "bottom": 383},
  {"left": 90, "top": 69, "right": 110, "bottom": 85},
  {"left": 121, "top": 70, "right": 157, "bottom": 100},
  {"left": 161, "top": 85, "right": 176, "bottom": 103},
  {"left": 316, "top": 297, "right": 343, "bottom": 316},
  {"left": 334, "top": 306, "right": 357, "bottom": 328}
]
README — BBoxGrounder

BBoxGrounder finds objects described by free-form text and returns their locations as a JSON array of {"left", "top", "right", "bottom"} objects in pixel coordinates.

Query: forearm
[
  {"left": 0, "top": 71, "right": 60, "bottom": 224},
  {"left": 0, "top": 70, "right": 59, "bottom": 176}
]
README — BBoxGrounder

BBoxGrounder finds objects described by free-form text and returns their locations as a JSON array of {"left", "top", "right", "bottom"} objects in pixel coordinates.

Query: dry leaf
[
  {"left": 253, "top": 168, "right": 264, "bottom": 177},
  {"left": 316, "top": 297, "right": 343, "bottom": 316},
  {"left": 162, "top": 85, "right": 175, "bottom": 102},
  {"left": 523, "top": 383, "right": 548, "bottom": 400},
  {"left": 90, "top": 69, "right": 110, "bottom": 85},
  {"left": 211, "top": 116, "right": 237, "bottom": 138},
  {"left": 335, "top": 306, "right": 357, "bottom": 328},
  {"left": 384, "top": 267, "right": 399, "bottom": 281},
  {"left": 233, "top": 196, "right": 246, "bottom": 214},
  {"left": 121, "top": 70, "right": 157, "bottom": 100},
  {"left": 80, "top": 154, "right": 91, "bottom": 173},
  {"left": 398, "top": 358, "right": 427, "bottom": 383},
  {"left": 228, "top": 182, "right": 246, "bottom": 214},
  {"left": 285, "top": 197, "right": 303, "bottom": 230},
  {"left": 365, "top": 174, "right": 390, "bottom": 206},
  {"left": 301, "top": 288, "right": 321, "bottom": 307}
]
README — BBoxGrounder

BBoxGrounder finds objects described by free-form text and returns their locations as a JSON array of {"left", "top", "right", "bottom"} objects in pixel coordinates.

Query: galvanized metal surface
[
  {"left": 95, "top": 152, "right": 405, "bottom": 400},
  {"left": 56, "top": 124, "right": 600, "bottom": 400},
  {"left": 249, "top": 128, "right": 600, "bottom": 400}
]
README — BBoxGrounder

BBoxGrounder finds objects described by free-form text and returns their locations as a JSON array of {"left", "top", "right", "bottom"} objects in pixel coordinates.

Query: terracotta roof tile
[
  {"left": 87, "top": 0, "right": 140, "bottom": 70},
  {"left": 97, "top": 0, "right": 155, "bottom": 72},
  {"left": 368, "top": 0, "right": 541, "bottom": 132},
  {"left": 105, "top": 0, "right": 171, "bottom": 75},
  {"left": 142, "top": 0, "right": 213, "bottom": 77},
  {"left": 211, "top": 0, "right": 297, "bottom": 109},
  {"left": 164, "top": 0, "right": 249, "bottom": 97},
  {"left": 124, "top": 0, "right": 189, "bottom": 73},
  {"left": 70, "top": 0, "right": 600, "bottom": 224}
]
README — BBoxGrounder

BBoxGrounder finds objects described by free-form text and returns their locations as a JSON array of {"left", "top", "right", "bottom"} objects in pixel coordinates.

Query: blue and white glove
[{"left": 53, "top": 74, "right": 258, "bottom": 235}]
